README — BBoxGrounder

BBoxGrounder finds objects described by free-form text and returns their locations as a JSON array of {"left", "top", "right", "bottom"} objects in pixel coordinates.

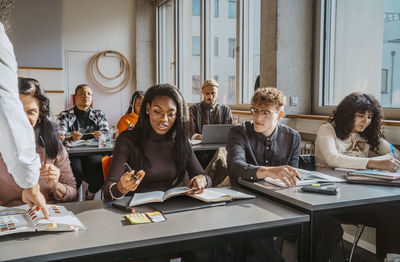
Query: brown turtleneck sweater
[{"left": 103, "top": 129, "right": 210, "bottom": 200}]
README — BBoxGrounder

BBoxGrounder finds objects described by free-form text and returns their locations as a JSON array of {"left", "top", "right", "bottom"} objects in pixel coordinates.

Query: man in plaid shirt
[{"left": 57, "top": 84, "right": 111, "bottom": 200}]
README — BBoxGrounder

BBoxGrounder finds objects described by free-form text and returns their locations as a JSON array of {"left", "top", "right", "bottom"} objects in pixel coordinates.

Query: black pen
[{"left": 124, "top": 163, "right": 138, "bottom": 181}]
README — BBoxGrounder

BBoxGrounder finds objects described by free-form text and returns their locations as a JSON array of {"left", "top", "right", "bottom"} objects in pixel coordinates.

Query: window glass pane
[
  {"left": 192, "top": 36, "right": 200, "bottom": 56},
  {"left": 214, "top": 0, "right": 219, "bottom": 17},
  {"left": 228, "top": 0, "right": 236, "bottom": 19},
  {"left": 241, "top": 0, "right": 260, "bottom": 103},
  {"left": 214, "top": 37, "right": 219, "bottom": 57},
  {"left": 178, "top": 0, "right": 201, "bottom": 103},
  {"left": 192, "top": 0, "right": 200, "bottom": 16},
  {"left": 209, "top": 0, "right": 237, "bottom": 105},
  {"left": 323, "top": 0, "right": 400, "bottom": 108},
  {"left": 381, "top": 0, "right": 400, "bottom": 107},
  {"left": 158, "top": 0, "right": 175, "bottom": 84}
]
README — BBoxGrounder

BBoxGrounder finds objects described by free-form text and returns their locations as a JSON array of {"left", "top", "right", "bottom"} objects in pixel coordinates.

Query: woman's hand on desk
[
  {"left": 367, "top": 159, "right": 400, "bottom": 172},
  {"left": 256, "top": 165, "right": 298, "bottom": 187},
  {"left": 187, "top": 175, "right": 207, "bottom": 194},
  {"left": 117, "top": 170, "right": 145, "bottom": 195}
]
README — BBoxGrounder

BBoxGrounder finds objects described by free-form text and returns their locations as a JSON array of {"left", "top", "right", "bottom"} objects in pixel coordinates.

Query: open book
[
  {"left": 0, "top": 204, "right": 85, "bottom": 236},
  {"left": 264, "top": 168, "right": 345, "bottom": 188},
  {"left": 129, "top": 187, "right": 255, "bottom": 206}
]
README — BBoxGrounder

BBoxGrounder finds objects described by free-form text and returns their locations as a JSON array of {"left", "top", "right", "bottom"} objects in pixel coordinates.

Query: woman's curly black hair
[{"left": 330, "top": 92, "right": 383, "bottom": 153}]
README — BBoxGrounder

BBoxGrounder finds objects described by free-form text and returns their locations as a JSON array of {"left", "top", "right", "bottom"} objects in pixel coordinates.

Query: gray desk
[
  {"left": 0, "top": 196, "right": 309, "bottom": 262},
  {"left": 66, "top": 145, "right": 114, "bottom": 157},
  {"left": 239, "top": 170, "right": 400, "bottom": 261},
  {"left": 191, "top": 143, "right": 225, "bottom": 151}
]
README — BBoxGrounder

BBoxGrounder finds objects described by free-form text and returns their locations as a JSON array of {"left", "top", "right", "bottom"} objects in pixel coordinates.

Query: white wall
[{"left": 62, "top": 0, "right": 135, "bottom": 126}]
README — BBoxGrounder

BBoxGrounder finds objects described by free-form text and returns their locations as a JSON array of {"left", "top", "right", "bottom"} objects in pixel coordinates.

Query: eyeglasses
[{"left": 250, "top": 108, "right": 277, "bottom": 118}]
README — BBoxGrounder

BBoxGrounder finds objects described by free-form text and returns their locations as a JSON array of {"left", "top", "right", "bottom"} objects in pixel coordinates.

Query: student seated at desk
[
  {"left": 226, "top": 87, "right": 300, "bottom": 262},
  {"left": 103, "top": 83, "right": 212, "bottom": 262},
  {"left": 116, "top": 90, "right": 145, "bottom": 136},
  {"left": 57, "top": 84, "right": 111, "bottom": 200},
  {"left": 0, "top": 78, "right": 77, "bottom": 207},
  {"left": 315, "top": 92, "right": 400, "bottom": 261},
  {"left": 103, "top": 83, "right": 211, "bottom": 199},
  {"left": 189, "top": 79, "right": 232, "bottom": 140}
]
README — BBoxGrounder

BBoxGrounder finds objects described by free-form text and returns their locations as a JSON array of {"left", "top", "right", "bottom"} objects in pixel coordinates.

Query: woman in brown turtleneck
[{"left": 103, "top": 83, "right": 211, "bottom": 200}]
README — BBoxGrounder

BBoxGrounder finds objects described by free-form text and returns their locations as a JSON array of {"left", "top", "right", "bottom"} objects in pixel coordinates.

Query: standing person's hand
[
  {"left": 187, "top": 175, "right": 207, "bottom": 194},
  {"left": 22, "top": 183, "right": 49, "bottom": 218},
  {"left": 71, "top": 131, "right": 83, "bottom": 141}
]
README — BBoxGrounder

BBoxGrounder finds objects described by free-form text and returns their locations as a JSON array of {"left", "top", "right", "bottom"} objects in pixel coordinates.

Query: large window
[
  {"left": 317, "top": 0, "right": 400, "bottom": 117},
  {"left": 157, "top": 0, "right": 175, "bottom": 84},
  {"left": 157, "top": 0, "right": 260, "bottom": 106}
]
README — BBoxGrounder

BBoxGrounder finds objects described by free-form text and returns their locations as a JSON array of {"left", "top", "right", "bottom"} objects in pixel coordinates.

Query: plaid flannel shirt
[{"left": 57, "top": 107, "right": 111, "bottom": 142}]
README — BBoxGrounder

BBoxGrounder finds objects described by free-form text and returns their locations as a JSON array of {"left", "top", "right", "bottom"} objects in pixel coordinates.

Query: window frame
[
  {"left": 157, "top": 0, "right": 260, "bottom": 110},
  {"left": 313, "top": 0, "right": 400, "bottom": 120}
]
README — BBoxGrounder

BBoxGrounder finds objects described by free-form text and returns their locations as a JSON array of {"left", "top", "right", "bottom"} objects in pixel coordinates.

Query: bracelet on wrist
[{"left": 109, "top": 182, "right": 126, "bottom": 200}]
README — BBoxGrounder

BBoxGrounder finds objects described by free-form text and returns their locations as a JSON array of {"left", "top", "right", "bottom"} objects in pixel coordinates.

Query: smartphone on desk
[{"left": 301, "top": 184, "right": 340, "bottom": 195}]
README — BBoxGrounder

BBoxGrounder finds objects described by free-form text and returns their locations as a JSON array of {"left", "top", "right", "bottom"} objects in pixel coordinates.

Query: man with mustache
[{"left": 57, "top": 84, "right": 111, "bottom": 200}]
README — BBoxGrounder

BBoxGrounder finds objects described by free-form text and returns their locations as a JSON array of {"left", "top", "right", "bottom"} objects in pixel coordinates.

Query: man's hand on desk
[
  {"left": 256, "top": 165, "right": 298, "bottom": 187},
  {"left": 72, "top": 131, "right": 83, "bottom": 141},
  {"left": 22, "top": 183, "right": 49, "bottom": 218},
  {"left": 93, "top": 131, "right": 102, "bottom": 139},
  {"left": 194, "top": 134, "right": 202, "bottom": 140}
]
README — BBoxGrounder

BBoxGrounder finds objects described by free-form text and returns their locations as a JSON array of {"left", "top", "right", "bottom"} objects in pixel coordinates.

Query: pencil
[{"left": 124, "top": 163, "right": 138, "bottom": 181}]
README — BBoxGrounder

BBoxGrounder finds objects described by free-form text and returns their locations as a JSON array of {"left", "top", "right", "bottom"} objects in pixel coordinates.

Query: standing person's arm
[{"left": 0, "top": 22, "right": 48, "bottom": 217}]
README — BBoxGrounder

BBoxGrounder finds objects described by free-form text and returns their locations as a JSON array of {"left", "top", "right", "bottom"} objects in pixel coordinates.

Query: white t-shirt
[
  {"left": 315, "top": 123, "right": 398, "bottom": 170},
  {"left": 0, "top": 23, "right": 40, "bottom": 188}
]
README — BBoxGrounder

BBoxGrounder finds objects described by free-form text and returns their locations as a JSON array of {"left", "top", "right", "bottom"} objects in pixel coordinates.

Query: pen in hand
[
  {"left": 390, "top": 144, "right": 397, "bottom": 160},
  {"left": 124, "top": 163, "right": 138, "bottom": 181}
]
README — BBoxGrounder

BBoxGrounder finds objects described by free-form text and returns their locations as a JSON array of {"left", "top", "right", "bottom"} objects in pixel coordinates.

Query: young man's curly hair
[
  {"left": 251, "top": 87, "right": 286, "bottom": 110},
  {"left": 330, "top": 92, "right": 383, "bottom": 153}
]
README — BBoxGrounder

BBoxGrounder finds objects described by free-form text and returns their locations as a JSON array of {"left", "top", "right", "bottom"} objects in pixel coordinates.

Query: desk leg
[
  {"left": 310, "top": 212, "right": 318, "bottom": 262},
  {"left": 297, "top": 221, "right": 310, "bottom": 262}
]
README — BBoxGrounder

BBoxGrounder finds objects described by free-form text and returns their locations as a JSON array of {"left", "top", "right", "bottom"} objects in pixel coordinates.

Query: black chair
[{"left": 298, "top": 154, "right": 315, "bottom": 171}]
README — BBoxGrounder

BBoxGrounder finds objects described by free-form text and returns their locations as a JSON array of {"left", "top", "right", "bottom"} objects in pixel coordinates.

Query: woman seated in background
[
  {"left": 0, "top": 78, "right": 77, "bottom": 207},
  {"left": 116, "top": 90, "right": 145, "bottom": 136},
  {"left": 314, "top": 92, "right": 400, "bottom": 262},
  {"left": 315, "top": 92, "right": 400, "bottom": 171}
]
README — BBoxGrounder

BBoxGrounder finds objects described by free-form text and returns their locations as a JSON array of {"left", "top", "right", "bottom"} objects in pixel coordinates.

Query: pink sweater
[{"left": 0, "top": 146, "right": 77, "bottom": 207}]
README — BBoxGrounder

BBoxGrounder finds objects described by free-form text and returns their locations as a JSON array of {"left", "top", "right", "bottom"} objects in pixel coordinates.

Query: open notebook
[
  {"left": 128, "top": 187, "right": 255, "bottom": 207},
  {"left": 0, "top": 204, "right": 85, "bottom": 236},
  {"left": 264, "top": 168, "right": 345, "bottom": 188}
]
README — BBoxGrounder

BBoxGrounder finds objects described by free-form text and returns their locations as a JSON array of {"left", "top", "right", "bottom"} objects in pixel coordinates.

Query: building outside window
[
  {"left": 318, "top": 0, "right": 400, "bottom": 115},
  {"left": 192, "top": 0, "right": 200, "bottom": 16},
  {"left": 228, "top": 38, "right": 235, "bottom": 58},
  {"left": 228, "top": 0, "right": 236, "bottom": 19},
  {"left": 214, "top": 37, "right": 219, "bottom": 57},
  {"left": 192, "top": 36, "right": 200, "bottom": 56},
  {"left": 214, "top": 0, "right": 219, "bottom": 17}
]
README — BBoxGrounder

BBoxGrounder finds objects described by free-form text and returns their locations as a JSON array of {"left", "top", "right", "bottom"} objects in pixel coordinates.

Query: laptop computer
[{"left": 201, "top": 124, "right": 233, "bottom": 144}]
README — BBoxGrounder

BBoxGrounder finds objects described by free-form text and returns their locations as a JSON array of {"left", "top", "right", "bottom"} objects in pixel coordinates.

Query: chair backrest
[
  {"left": 298, "top": 154, "right": 315, "bottom": 171},
  {"left": 102, "top": 156, "right": 112, "bottom": 179}
]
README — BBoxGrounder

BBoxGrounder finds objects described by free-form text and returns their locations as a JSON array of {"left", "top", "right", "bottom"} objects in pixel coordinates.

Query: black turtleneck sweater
[
  {"left": 103, "top": 129, "right": 210, "bottom": 200},
  {"left": 73, "top": 106, "right": 93, "bottom": 140}
]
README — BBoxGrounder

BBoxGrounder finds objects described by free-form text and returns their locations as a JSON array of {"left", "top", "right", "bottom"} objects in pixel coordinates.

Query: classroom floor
[{"left": 331, "top": 240, "right": 379, "bottom": 262}]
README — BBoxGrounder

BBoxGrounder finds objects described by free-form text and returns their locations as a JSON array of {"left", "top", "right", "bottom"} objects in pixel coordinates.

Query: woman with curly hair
[
  {"left": 314, "top": 92, "right": 400, "bottom": 262},
  {"left": 315, "top": 92, "right": 400, "bottom": 171}
]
